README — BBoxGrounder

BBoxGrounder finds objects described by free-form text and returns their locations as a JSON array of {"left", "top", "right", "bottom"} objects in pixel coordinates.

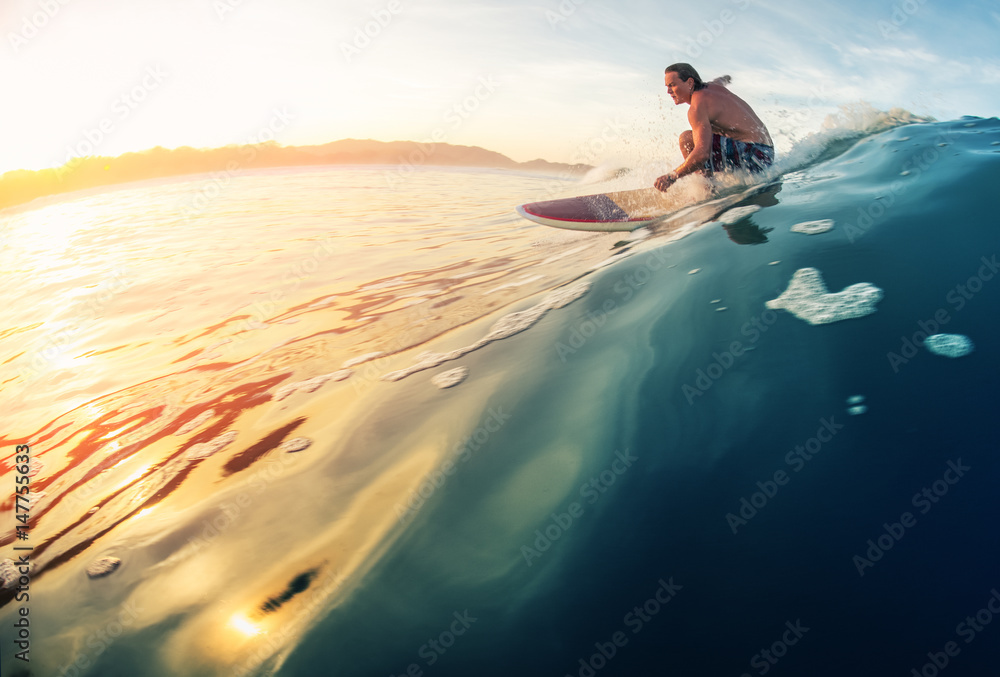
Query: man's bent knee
[{"left": 679, "top": 130, "right": 694, "bottom": 158}]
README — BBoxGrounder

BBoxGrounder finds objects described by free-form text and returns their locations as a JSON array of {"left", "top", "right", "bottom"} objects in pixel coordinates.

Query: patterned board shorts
[{"left": 705, "top": 134, "right": 775, "bottom": 175}]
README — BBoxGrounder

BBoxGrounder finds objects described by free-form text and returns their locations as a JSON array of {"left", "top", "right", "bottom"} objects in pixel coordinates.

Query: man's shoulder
[
  {"left": 695, "top": 83, "right": 730, "bottom": 99},
  {"left": 688, "top": 87, "right": 721, "bottom": 116}
]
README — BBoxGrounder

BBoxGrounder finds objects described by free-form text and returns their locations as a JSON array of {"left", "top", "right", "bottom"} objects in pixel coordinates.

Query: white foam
[
  {"left": 924, "top": 334, "right": 973, "bottom": 358},
  {"left": 791, "top": 219, "right": 835, "bottom": 235},
  {"left": 716, "top": 205, "right": 761, "bottom": 225},
  {"left": 86, "top": 557, "right": 121, "bottom": 579},
  {"left": 342, "top": 352, "right": 384, "bottom": 369},
  {"left": 487, "top": 274, "right": 546, "bottom": 295},
  {"left": 26, "top": 457, "right": 43, "bottom": 478},
  {"left": 185, "top": 430, "right": 238, "bottom": 460},
  {"left": 0, "top": 559, "right": 18, "bottom": 589},
  {"left": 846, "top": 395, "right": 865, "bottom": 405},
  {"left": 274, "top": 370, "right": 353, "bottom": 401},
  {"left": 766, "top": 268, "right": 883, "bottom": 325},
  {"left": 848, "top": 405, "right": 868, "bottom": 416},
  {"left": 432, "top": 367, "right": 469, "bottom": 389},
  {"left": 382, "top": 281, "right": 590, "bottom": 382},
  {"left": 174, "top": 409, "right": 215, "bottom": 436},
  {"left": 279, "top": 437, "right": 312, "bottom": 453}
]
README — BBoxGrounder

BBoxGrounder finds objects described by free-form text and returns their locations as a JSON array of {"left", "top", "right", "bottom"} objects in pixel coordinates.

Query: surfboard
[{"left": 516, "top": 187, "right": 680, "bottom": 232}]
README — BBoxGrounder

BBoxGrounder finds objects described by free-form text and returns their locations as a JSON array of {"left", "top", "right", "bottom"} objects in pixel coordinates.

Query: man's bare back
[
  {"left": 692, "top": 81, "right": 772, "bottom": 146},
  {"left": 655, "top": 63, "right": 773, "bottom": 192}
]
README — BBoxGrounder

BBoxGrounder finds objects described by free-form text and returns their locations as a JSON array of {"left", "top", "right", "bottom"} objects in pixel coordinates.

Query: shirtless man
[{"left": 654, "top": 63, "right": 774, "bottom": 192}]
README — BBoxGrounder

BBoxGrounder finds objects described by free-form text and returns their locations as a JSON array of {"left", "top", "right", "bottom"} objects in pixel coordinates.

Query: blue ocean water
[{"left": 1, "top": 116, "right": 999, "bottom": 677}]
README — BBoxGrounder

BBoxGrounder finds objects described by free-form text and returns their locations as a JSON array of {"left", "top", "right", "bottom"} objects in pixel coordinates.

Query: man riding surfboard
[{"left": 654, "top": 63, "right": 774, "bottom": 191}]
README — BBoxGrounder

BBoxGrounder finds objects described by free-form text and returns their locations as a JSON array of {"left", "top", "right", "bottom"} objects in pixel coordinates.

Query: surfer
[{"left": 654, "top": 63, "right": 774, "bottom": 191}]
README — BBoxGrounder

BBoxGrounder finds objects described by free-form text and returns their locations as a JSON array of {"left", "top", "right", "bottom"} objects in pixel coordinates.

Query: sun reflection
[
  {"left": 102, "top": 425, "right": 132, "bottom": 440},
  {"left": 229, "top": 613, "right": 262, "bottom": 637},
  {"left": 48, "top": 350, "right": 94, "bottom": 375},
  {"left": 121, "top": 464, "right": 152, "bottom": 487}
]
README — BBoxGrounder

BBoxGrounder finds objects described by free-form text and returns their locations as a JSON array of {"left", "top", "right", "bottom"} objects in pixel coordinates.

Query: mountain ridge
[{"left": 0, "top": 139, "right": 592, "bottom": 211}]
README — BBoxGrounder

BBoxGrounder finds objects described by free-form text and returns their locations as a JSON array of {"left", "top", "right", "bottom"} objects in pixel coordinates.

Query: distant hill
[{"left": 0, "top": 140, "right": 592, "bottom": 211}]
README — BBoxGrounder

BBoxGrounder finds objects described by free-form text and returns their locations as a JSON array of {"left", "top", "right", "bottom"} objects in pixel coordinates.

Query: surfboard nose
[{"left": 520, "top": 194, "right": 631, "bottom": 223}]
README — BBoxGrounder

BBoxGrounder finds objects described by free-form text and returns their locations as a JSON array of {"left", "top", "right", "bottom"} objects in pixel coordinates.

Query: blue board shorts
[{"left": 705, "top": 134, "right": 774, "bottom": 175}]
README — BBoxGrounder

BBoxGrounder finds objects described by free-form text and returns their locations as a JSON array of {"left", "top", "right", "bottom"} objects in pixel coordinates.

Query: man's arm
[
  {"left": 676, "top": 100, "right": 713, "bottom": 175},
  {"left": 654, "top": 95, "right": 713, "bottom": 191}
]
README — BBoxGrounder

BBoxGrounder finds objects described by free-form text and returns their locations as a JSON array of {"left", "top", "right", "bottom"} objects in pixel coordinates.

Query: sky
[{"left": 1, "top": 0, "right": 999, "bottom": 174}]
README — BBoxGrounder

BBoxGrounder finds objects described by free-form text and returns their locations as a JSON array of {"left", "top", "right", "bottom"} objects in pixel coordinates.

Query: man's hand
[{"left": 654, "top": 172, "right": 677, "bottom": 192}]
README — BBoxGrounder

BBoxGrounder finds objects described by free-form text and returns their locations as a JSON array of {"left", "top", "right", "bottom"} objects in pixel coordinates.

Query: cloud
[{"left": 845, "top": 44, "right": 941, "bottom": 65}]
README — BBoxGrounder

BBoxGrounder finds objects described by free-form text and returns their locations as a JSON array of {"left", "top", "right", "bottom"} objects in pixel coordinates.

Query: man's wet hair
[{"left": 665, "top": 63, "right": 706, "bottom": 90}]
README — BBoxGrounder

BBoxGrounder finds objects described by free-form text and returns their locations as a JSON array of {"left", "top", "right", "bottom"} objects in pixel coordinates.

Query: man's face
[{"left": 664, "top": 71, "right": 693, "bottom": 105}]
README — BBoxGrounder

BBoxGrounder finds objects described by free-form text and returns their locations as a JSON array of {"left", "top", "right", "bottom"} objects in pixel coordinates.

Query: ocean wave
[{"left": 574, "top": 103, "right": 938, "bottom": 196}]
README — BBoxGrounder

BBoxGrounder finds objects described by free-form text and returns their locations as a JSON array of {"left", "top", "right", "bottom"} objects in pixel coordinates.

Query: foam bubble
[
  {"left": 275, "top": 370, "right": 353, "bottom": 401},
  {"left": 924, "top": 334, "right": 973, "bottom": 358},
  {"left": 791, "top": 219, "right": 835, "bottom": 235},
  {"left": 0, "top": 559, "right": 18, "bottom": 589},
  {"left": 432, "top": 367, "right": 469, "bottom": 389},
  {"left": 279, "top": 437, "right": 313, "bottom": 453},
  {"left": 342, "top": 352, "right": 384, "bottom": 369},
  {"left": 716, "top": 205, "right": 761, "bottom": 225},
  {"left": 766, "top": 268, "right": 883, "bottom": 325},
  {"left": 86, "top": 557, "right": 121, "bottom": 579},
  {"left": 25, "top": 457, "right": 43, "bottom": 478},
  {"left": 847, "top": 405, "right": 868, "bottom": 416},
  {"left": 846, "top": 395, "right": 865, "bottom": 405},
  {"left": 185, "top": 430, "right": 238, "bottom": 460}
]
